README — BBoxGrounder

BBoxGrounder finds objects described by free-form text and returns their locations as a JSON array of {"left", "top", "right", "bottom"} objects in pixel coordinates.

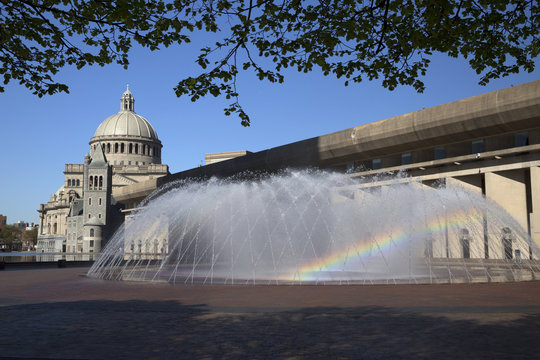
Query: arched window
[
  {"left": 107, "top": 143, "right": 111, "bottom": 153},
  {"left": 99, "top": 176, "right": 103, "bottom": 189},
  {"left": 88, "top": 198, "right": 92, "bottom": 205},
  {"left": 121, "top": 143, "right": 125, "bottom": 153},
  {"left": 99, "top": 198, "right": 102, "bottom": 205},
  {"left": 135, "top": 144, "right": 138, "bottom": 154},
  {"left": 53, "top": 223, "right": 57, "bottom": 234},
  {"left": 115, "top": 143, "right": 119, "bottom": 153},
  {"left": 67, "top": 179, "right": 71, "bottom": 187},
  {"left": 460, "top": 229, "right": 470, "bottom": 259},
  {"left": 76, "top": 179, "right": 80, "bottom": 187},
  {"left": 142, "top": 144, "right": 146, "bottom": 155},
  {"left": 502, "top": 227, "right": 513, "bottom": 259},
  {"left": 89, "top": 176, "right": 93, "bottom": 190},
  {"left": 129, "top": 143, "right": 133, "bottom": 154},
  {"left": 90, "top": 228, "right": 94, "bottom": 237}
]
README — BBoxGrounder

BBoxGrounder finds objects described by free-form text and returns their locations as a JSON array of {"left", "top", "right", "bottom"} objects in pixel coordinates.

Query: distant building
[
  {"left": 36, "top": 86, "right": 169, "bottom": 253},
  {"left": 0, "top": 214, "right": 6, "bottom": 229}
]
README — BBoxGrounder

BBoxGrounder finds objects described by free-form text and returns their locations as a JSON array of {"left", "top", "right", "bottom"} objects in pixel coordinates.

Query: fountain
[{"left": 88, "top": 170, "right": 540, "bottom": 284}]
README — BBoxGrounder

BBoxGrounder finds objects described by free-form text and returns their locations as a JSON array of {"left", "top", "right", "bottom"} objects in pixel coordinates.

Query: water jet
[{"left": 88, "top": 170, "right": 540, "bottom": 284}]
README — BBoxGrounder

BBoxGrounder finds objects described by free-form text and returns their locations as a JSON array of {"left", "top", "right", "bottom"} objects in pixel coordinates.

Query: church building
[{"left": 36, "top": 87, "right": 169, "bottom": 253}]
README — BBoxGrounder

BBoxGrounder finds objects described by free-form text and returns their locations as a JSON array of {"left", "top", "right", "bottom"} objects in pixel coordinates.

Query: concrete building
[
  {"left": 36, "top": 87, "right": 169, "bottom": 253},
  {"left": 112, "top": 80, "right": 540, "bottom": 262}
]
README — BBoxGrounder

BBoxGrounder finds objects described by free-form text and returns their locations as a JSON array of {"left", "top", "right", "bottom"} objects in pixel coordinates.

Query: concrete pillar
[
  {"left": 485, "top": 170, "right": 528, "bottom": 259},
  {"left": 485, "top": 170, "right": 528, "bottom": 230},
  {"left": 529, "top": 166, "right": 540, "bottom": 249}
]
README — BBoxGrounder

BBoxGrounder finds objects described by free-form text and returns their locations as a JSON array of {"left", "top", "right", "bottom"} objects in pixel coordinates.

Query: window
[
  {"left": 98, "top": 198, "right": 102, "bottom": 205},
  {"left": 128, "top": 161, "right": 131, "bottom": 165},
  {"left": 88, "top": 197, "right": 92, "bottom": 205},
  {"left": 115, "top": 143, "right": 119, "bottom": 153},
  {"left": 90, "top": 240, "right": 94, "bottom": 247},
  {"left": 99, "top": 176, "right": 103, "bottom": 190},
  {"left": 472, "top": 140, "right": 484, "bottom": 154},
  {"left": 90, "top": 229, "right": 94, "bottom": 237},
  {"left": 67, "top": 179, "right": 71, "bottom": 187},
  {"left": 129, "top": 143, "right": 133, "bottom": 154},
  {"left": 401, "top": 153, "right": 412, "bottom": 165},
  {"left": 89, "top": 176, "right": 93, "bottom": 190},
  {"left": 502, "top": 227, "right": 513, "bottom": 259},
  {"left": 515, "top": 132, "right": 529, "bottom": 147},
  {"left": 107, "top": 143, "right": 111, "bottom": 153},
  {"left": 98, "top": 213, "right": 102, "bottom": 219},
  {"left": 372, "top": 159, "right": 381, "bottom": 170},
  {"left": 121, "top": 143, "right": 125, "bottom": 153},
  {"left": 143, "top": 144, "right": 146, "bottom": 155},
  {"left": 88, "top": 214, "right": 91, "bottom": 219},
  {"left": 434, "top": 147, "right": 446, "bottom": 160},
  {"left": 346, "top": 163, "right": 354, "bottom": 173},
  {"left": 135, "top": 144, "right": 138, "bottom": 154},
  {"left": 76, "top": 179, "right": 80, "bottom": 186},
  {"left": 460, "top": 229, "right": 470, "bottom": 259}
]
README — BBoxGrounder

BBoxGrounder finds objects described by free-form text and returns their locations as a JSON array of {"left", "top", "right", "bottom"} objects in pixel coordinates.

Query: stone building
[{"left": 36, "top": 87, "right": 169, "bottom": 253}]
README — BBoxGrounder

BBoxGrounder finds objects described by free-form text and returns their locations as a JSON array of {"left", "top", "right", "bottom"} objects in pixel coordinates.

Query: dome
[
  {"left": 92, "top": 86, "right": 159, "bottom": 140},
  {"left": 93, "top": 111, "right": 158, "bottom": 139},
  {"left": 89, "top": 86, "right": 163, "bottom": 166}
]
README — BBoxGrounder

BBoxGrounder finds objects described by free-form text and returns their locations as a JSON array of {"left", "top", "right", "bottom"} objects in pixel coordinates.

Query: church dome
[
  {"left": 92, "top": 86, "right": 159, "bottom": 140},
  {"left": 89, "top": 86, "right": 163, "bottom": 166},
  {"left": 93, "top": 111, "right": 158, "bottom": 139}
]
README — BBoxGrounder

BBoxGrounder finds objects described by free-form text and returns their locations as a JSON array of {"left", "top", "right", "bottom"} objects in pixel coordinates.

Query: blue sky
[{"left": 0, "top": 38, "right": 538, "bottom": 224}]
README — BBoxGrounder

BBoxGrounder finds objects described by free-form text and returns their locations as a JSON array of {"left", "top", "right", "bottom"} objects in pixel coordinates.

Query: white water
[{"left": 88, "top": 170, "right": 540, "bottom": 284}]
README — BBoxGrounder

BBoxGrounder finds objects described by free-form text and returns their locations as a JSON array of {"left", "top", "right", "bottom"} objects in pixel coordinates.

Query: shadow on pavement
[{"left": 1, "top": 300, "right": 539, "bottom": 359}]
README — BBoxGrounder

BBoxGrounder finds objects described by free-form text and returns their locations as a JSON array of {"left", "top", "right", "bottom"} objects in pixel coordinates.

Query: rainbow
[{"left": 292, "top": 207, "right": 484, "bottom": 281}]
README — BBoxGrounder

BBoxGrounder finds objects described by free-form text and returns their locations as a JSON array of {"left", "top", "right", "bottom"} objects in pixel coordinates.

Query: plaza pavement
[{"left": 1, "top": 266, "right": 540, "bottom": 359}]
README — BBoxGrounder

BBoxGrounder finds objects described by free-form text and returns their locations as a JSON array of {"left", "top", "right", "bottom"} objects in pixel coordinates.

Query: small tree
[
  {"left": 22, "top": 227, "right": 38, "bottom": 249},
  {"left": 0, "top": 225, "right": 22, "bottom": 248}
]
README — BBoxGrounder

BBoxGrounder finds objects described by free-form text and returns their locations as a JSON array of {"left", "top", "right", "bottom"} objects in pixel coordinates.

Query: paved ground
[{"left": 1, "top": 266, "right": 540, "bottom": 359}]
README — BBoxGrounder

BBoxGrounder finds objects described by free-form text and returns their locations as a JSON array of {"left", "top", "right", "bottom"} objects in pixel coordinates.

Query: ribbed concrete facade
[{"left": 115, "top": 80, "right": 540, "bottom": 256}]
